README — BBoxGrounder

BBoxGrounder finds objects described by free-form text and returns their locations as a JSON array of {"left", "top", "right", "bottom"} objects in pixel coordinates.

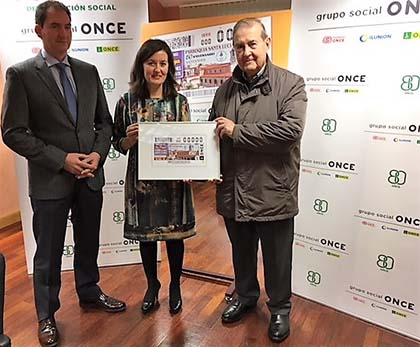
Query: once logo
[
  {"left": 63, "top": 244, "right": 75, "bottom": 256},
  {"left": 377, "top": 254, "right": 395, "bottom": 270},
  {"left": 102, "top": 77, "right": 115, "bottom": 91},
  {"left": 328, "top": 161, "right": 356, "bottom": 171},
  {"left": 320, "top": 238, "right": 346, "bottom": 251},
  {"left": 322, "top": 118, "right": 337, "bottom": 133},
  {"left": 395, "top": 215, "right": 420, "bottom": 226},
  {"left": 313, "top": 199, "right": 328, "bottom": 213},
  {"left": 81, "top": 21, "right": 126, "bottom": 35},
  {"left": 384, "top": 295, "right": 415, "bottom": 311},
  {"left": 123, "top": 239, "right": 139, "bottom": 245},
  {"left": 408, "top": 124, "right": 420, "bottom": 132},
  {"left": 337, "top": 74, "right": 366, "bottom": 83},
  {"left": 401, "top": 75, "right": 420, "bottom": 91},
  {"left": 307, "top": 271, "right": 321, "bottom": 285},
  {"left": 108, "top": 147, "right": 120, "bottom": 160},
  {"left": 112, "top": 211, "right": 125, "bottom": 223},
  {"left": 387, "top": 1, "right": 420, "bottom": 17},
  {"left": 97, "top": 46, "right": 119, "bottom": 53},
  {"left": 388, "top": 169, "right": 407, "bottom": 185},
  {"left": 403, "top": 31, "right": 420, "bottom": 39}
]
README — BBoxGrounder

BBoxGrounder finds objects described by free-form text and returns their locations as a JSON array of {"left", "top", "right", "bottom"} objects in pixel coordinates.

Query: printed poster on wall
[{"left": 155, "top": 17, "right": 272, "bottom": 122}]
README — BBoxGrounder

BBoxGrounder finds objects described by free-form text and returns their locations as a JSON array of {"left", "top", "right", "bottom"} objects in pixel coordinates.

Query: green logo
[
  {"left": 63, "top": 244, "right": 75, "bottom": 257},
  {"left": 102, "top": 77, "right": 116, "bottom": 91},
  {"left": 403, "top": 32, "right": 412, "bottom": 39},
  {"left": 112, "top": 211, "right": 125, "bottom": 223},
  {"left": 96, "top": 46, "right": 119, "bottom": 53},
  {"left": 403, "top": 31, "right": 420, "bottom": 40},
  {"left": 321, "top": 118, "right": 337, "bottom": 133},
  {"left": 108, "top": 147, "right": 120, "bottom": 160},
  {"left": 401, "top": 75, "right": 420, "bottom": 91},
  {"left": 307, "top": 271, "right": 321, "bottom": 285},
  {"left": 377, "top": 254, "right": 394, "bottom": 271},
  {"left": 313, "top": 199, "right": 328, "bottom": 213},
  {"left": 388, "top": 169, "right": 407, "bottom": 186}
]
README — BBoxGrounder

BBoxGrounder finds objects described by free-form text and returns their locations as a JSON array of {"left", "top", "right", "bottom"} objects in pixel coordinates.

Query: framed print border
[{"left": 138, "top": 121, "right": 220, "bottom": 180}]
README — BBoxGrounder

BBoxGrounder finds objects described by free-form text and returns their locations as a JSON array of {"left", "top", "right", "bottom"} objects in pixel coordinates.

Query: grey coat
[
  {"left": 209, "top": 59, "right": 307, "bottom": 222},
  {"left": 1, "top": 53, "right": 112, "bottom": 199}
]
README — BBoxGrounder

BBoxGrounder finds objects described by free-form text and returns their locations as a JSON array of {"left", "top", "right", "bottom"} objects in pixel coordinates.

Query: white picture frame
[{"left": 138, "top": 121, "right": 220, "bottom": 180}]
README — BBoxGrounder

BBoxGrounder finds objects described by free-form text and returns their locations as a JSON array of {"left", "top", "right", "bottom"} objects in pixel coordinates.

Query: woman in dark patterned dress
[{"left": 112, "top": 39, "right": 196, "bottom": 315}]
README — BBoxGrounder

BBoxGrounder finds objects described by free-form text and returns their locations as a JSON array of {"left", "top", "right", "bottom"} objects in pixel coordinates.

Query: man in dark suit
[
  {"left": 210, "top": 18, "right": 307, "bottom": 343},
  {"left": 1, "top": 1, "right": 125, "bottom": 346}
]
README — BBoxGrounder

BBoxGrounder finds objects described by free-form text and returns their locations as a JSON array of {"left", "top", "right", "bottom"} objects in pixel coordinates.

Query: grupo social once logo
[
  {"left": 401, "top": 75, "right": 420, "bottom": 91},
  {"left": 102, "top": 77, "right": 115, "bottom": 91},
  {"left": 377, "top": 254, "right": 395, "bottom": 270},
  {"left": 63, "top": 244, "right": 75, "bottom": 257},
  {"left": 112, "top": 211, "right": 125, "bottom": 223},
  {"left": 321, "top": 118, "right": 337, "bottom": 133},
  {"left": 388, "top": 169, "right": 407, "bottom": 186},
  {"left": 307, "top": 271, "right": 321, "bottom": 285},
  {"left": 313, "top": 199, "right": 328, "bottom": 213}
]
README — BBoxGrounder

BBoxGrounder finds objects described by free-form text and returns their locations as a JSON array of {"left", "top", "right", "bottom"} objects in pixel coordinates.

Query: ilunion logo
[
  {"left": 401, "top": 75, "right": 420, "bottom": 91},
  {"left": 307, "top": 271, "right": 321, "bottom": 285},
  {"left": 388, "top": 169, "right": 407, "bottom": 186},
  {"left": 112, "top": 211, "right": 125, "bottom": 223},
  {"left": 321, "top": 118, "right": 337, "bottom": 133},
  {"left": 377, "top": 254, "right": 394, "bottom": 271},
  {"left": 313, "top": 199, "right": 328, "bottom": 214}
]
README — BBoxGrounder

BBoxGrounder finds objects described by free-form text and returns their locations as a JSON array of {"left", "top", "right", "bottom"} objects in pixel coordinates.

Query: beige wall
[{"left": 0, "top": 60, "right": 20, "bottom": 226}]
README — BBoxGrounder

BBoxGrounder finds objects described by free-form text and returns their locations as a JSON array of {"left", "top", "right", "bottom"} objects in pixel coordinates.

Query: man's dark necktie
[{"left": 57, "top": 63, "right": 78, "bottom": 123}]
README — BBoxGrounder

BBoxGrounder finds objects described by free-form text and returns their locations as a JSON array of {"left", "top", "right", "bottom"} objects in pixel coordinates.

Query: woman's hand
[{"left": 122, "top": 123, "right": 139, "bottom": 150}]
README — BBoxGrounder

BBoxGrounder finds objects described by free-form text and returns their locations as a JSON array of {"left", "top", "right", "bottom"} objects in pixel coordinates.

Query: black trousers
[
  {"left": 224, "top": 217, "right": 294, "bottom": 314},
  {"left": 30, "top": 181, "right": 103, "bottom": 321}
]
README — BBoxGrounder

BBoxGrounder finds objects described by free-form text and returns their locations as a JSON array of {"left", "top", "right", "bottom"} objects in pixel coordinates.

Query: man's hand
[
  {"left": 215, "top": 117, "right": 235, "bottom": 139},
  {"left": 81, "top": 152, "right": 101, "bottom": 171},
  {"left": 76, "top": 152, "right": 101, "bottom": 179},
  {"left": 64, "top": 152, "right": 100, "bottom": 179}
]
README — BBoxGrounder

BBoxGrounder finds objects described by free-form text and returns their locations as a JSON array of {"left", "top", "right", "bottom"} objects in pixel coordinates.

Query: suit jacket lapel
[{"left": 34, "top": 54, "right": 77, "bottom": 126}]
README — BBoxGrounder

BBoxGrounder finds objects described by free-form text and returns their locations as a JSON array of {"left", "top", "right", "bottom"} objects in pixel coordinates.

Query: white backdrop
[
  {"left": 289, "top": 0, "right": 420, "bottom": 340},
  {"left": 0, "top": 0, "right": 151, "bottom": 273}
]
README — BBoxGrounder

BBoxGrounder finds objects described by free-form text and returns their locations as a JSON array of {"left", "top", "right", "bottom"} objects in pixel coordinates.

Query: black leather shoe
[
  {"left": 141, "top": 294, "right": 159, "bottom": 314},
  {"left": 268, "top": 314, "right": 290, "bottom": 343},
  {"left": 169, "top": 298, "right": 182, "bottom": 315},
  {"left": 141, "top": 283, "right": 161, "bottom": 314},
  {"left": 79, "top": 293, "right": 126, "bottom": 313},
  {"left": 221, "top": 299, "right": 255, "bottom": 323},
  {"left": 38, "top": 317, "right": 59, "bottom": 347},
  {"left": 169, "top": 283, "right": 182, "bottom": 315}
]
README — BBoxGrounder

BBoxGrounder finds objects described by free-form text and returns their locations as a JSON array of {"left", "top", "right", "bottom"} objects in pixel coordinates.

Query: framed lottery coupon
[{"left": 138, "top": 122, "right": 220, "bottom": 180}]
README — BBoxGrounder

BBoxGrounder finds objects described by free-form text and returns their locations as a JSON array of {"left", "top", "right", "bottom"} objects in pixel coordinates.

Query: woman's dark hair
[
  {"left": 35, "top": 1, "right": 71, "bottom": 27},
  {"left": 129, "top": 39, "right": 178, "bottom": 100}
]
